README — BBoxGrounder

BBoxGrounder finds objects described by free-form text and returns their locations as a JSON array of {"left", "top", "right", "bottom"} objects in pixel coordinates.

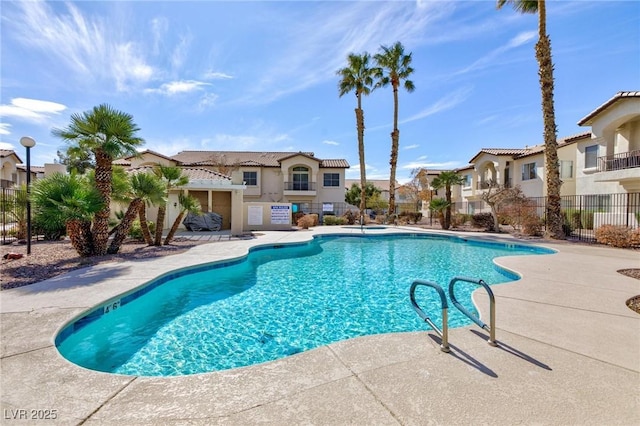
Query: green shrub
[
  {"left": 323, "top": 215, "right": 347, "bottom": 226},
  {"left": 32, "top": 214, "right": 66, "bottom": 241},
  {"left": 128, "top": 220, "right": 155, "bottom": 241}
]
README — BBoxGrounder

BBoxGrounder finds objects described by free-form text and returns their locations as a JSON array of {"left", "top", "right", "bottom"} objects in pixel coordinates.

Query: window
[
  {"left": 560, "top": 160, "right": 573, "bottom": 179},
  {"left": 462, "top": 174, "right": 471, "bottom": 188},
  {"left": 323, "top": 173, "right": 340, "bottom": 187},
  {"left": 522, "top": 162, "right": 536, "bottom": 181},
  {"left": 585, "top": 145, "right": 598, "bottom": 169},
  {"left": 292, "top": 166, "right": 309, "bottom": 190},
  {"left": 243, "top": 171, "right": 257, "bottom": 186}
]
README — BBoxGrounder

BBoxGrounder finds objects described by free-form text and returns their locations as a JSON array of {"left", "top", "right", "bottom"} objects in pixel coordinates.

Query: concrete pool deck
[{"left": 1, "top": 227, "right": 638, "bottom": 425}]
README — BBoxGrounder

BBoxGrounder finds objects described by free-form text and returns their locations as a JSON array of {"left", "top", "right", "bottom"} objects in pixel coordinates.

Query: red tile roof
[{"left": 578, "top": 91, "right": 640, "bottom": 126}]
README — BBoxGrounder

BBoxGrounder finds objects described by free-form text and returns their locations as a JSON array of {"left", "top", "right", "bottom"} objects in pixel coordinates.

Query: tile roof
[
  {"left": 127, "top": 166, "right": 231, "bottom": 181},
  {"left": 170, "top": 151, "right": 349, "bottom": 168},
  {"left": 0, "top": 149, "right": 22, "bottom": 163},
  {"left": 578, "top": 91, "right": 640, "bottom": 126},
  {"left": 514, "top": 132, "right": 591, "bottom": 159}
]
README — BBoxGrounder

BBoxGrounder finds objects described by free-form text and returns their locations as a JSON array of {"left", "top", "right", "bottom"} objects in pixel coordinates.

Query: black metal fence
[
  {"left": 449, "top": 192, "right": 640, "bottom": 243},
  {"left": 0, "top": 187, "right": 27, "bottom": 245}
]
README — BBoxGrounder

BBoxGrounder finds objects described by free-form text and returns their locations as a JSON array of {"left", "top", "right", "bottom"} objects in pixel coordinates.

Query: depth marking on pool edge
[{"left": 103, "top": 300, "right": 121, "bottom": 314}]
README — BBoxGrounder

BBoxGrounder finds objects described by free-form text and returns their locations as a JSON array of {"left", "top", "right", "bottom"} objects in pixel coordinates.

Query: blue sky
[{"left": 1, "top": 0, "right": 638, "bottom": 182}]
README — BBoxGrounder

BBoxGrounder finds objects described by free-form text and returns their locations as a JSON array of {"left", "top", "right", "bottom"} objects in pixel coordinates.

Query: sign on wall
[
  {"left": 248, "top": 205, "right": 263, "bottom": 225},
  {"left": 270, "top": 205, "right": 290, "bottom": 224},
  {"left": 322, "top": 203, "right": 334, "bottom": 212}
]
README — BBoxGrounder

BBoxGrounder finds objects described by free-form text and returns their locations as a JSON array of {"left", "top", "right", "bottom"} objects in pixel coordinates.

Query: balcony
[
  {"left": 283, "top": 181, "right": 316, "bottom": 196},
  {"left": 476, "top": 179, "right": 511, "bottom": 190},
  {"left": 597, "top": 150, "right": 640, "bottom": 172}
]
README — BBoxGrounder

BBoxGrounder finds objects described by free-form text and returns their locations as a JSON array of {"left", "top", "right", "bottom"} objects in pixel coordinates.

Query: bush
[
  {"left": 595, "top": 225, "right": 640, "bottom": 248},
  {"left": 32, "top": 215, "right": 66, "bottom": 241},
  {"left": 398, "top": 211, "right": 422, "bottom": 224},
  {"left": 522, "top": 216, "right": 543, "bottom": 236},
  {"left": 323, "top": 215, "right": 347, "bottom": 226},
  {"left": 297, "top": 215, "right": 315, "bottom": 229},
  {"left": 343, "top": 210, "right": 358, "bottom": 225},
  {"left": 472, "top": 213, "right": 495, "bottom": 231},
  {"left": 452, "top": 214, "right": 471, "bottom": 228},
  {"left": 128, "top": 220, "right": 155, "bottom": 241}
]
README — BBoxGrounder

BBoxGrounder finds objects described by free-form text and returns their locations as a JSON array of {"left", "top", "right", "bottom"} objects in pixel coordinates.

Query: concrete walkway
[{"left": 1, "top": 228, "right": 638, "bottom": 425}]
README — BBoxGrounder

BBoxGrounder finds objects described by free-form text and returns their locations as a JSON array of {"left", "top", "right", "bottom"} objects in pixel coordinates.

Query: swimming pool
[{"left": 56, "top": 233, "right": 554, "bottom": 376}]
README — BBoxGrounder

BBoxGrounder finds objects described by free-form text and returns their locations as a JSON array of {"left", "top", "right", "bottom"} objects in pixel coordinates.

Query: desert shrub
[
  {"left": 472, "top": 213, "right": 495, "bottom": 231},
  {"left": 522, "top": 215, "right": 543, "bottom": 236},
  {"left": 398, "top": 211, "right": 422, "bottom": 224},
  {"left": 293, "top": 212, "right": 305, "bottom": 225},
  {"left": 32, "top": 215, "right": 66, "bottom": 241},
  {"left": 297, "top": 214, "right": 315, "bottom": 229},
  {"left": 452, "top": 213, "right": 471, "bottom": 228},
  {"left": 342, "top": 210, "right": 358, "bottom": 225},
  {"left": 308, "top": 214, "right": 319, "bottom": 226},
  {"left": 562, "top": 209, "right": 595, "bottom": 230},
  {"left": 323, "top": 215, "right": 347, "bottom": 226},
  {"left": 595, "top": 225, "right": 640, "bottom": 248}
]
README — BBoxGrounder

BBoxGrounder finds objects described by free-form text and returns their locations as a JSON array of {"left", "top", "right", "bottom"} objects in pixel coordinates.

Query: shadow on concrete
[
  {"left": 428, "top": 333, "right": 498, "bottom": 378},
  {"left": 470, "top": 329, "right": 552, "bottom": 370}
]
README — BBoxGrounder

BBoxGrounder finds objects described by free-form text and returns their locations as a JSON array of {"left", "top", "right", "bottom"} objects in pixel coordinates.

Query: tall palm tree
[
  {"left": 497, "top": 0, "right": 563, "bottom": 239},
  {"left": 430, "top": 171, "right": 465, "bottom": 230},
  {"left": 337, "top": 52, "right": 376, "bottom": 221},
  {"left": 52, "top": 104, "right": 145, "bottom": 255},
  {"left": 374, "top": 41, "right": 415, "bottom": 221},
  {"left": 108, "top": 171, "right": 166, "bottom": 254},
  {"left": 164, "top": 193, "right": 200, "bottom": 245},
  {"left": 153, "top": 165, "right": 189, "bottom": 246},
  {"left": 31, "top": 173, "right": 103, "bottom": 257}
]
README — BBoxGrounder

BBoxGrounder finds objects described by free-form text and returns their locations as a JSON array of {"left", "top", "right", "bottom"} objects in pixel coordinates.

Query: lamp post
[{"left": 19, "top": 136, "right": 36, "bottom": 255}]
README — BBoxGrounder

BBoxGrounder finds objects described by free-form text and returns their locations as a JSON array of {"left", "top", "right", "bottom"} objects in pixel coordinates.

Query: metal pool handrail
[
  {"left": 409, "top": 280, "right": 450, "bottom": 353},
  {"left": 448, "top": 276, "right": 497, "bottom": 346}
]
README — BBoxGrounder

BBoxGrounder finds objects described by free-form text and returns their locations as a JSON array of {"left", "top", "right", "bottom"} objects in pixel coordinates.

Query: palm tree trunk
[
  {"left": 108, "top": 199, "right": 143, "bottom": 254},
  {"left": 66, "top": 219, "right": 93, "bottom": 257},
  {"left": 388, "top": 82, "right": 400, "bottom": 221},
  {"left": 92, "top": 149, "right": 113, "bottom": 255},
  {"left": 356, "top": 93, "right": 367, "bottom": 221},
  {"left": 444, "top": 186, "right": 452, "bottom": 229},
  {"left": 154, "top": 204, "right": 166, "bottom": 246},
  {"left": 139, "top": 204, "right": 153, "bottom": 245},
  {"left": 164, "top": 210, "right": 185, "bottom": 245},
  {"left": 536, "top": 0, "right": 564, "bottom": 239}
]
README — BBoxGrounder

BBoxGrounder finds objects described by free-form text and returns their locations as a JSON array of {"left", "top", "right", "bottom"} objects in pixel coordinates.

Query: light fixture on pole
[{"left": 19, "top": 136, "right": 36, "bottom": 255}]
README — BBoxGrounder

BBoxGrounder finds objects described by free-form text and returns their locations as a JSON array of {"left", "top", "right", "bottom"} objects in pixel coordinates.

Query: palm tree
[
  {"left": 31, "top": 173, "right": 103, "bottom": 257},
  {"left": 430, "top": 171, "right": 465, "bottom": 230},
  {"left": 373, "top": 41, "right": 415, "bottom": 221},
  {"left": 153, "top": 165, "right": 189, "bottom": 246},
  {"left": 164, "top": 193, "right": 201, "bottom": 245},
  {"left": 52, "top": 104, "right": 145, "bottom": 255},
  {"left": 497, "top": 0, "right": 563, "bottom": 239},
  {"left": 429, "top": 198, "right": 449, "bottom": 229},
  {"left": 108, "top": 171, "right": 166, "bottom": 254},
  {"left": 337, "top": 52, "right": 376, "bottom": 221}
]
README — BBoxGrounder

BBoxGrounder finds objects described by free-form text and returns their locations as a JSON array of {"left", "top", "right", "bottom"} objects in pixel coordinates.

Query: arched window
[{"left": 292, "top": 166, "right": 309, "bottom": 190}]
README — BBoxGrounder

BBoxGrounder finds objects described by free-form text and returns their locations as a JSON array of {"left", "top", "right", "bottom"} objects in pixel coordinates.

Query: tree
[
  {"left": 108, "top": 170, "right": 166, "bottom": 253},
  {"left": 337, "top": 52, "right": 376, "bottom": 220},
  {"left": 56, "top": 148, "right": 93, "bottom": 174},
  {"left": 402, "top": 168, "right": 433, "bottom": 210},
  {"left": 497, "top": 0, "right": 563, "bottom": 239},
  {"left": 373, "top": 41, "right": 415, "bottom": 221},
  {"left": 52, "top": 104, "right": 145, "bottom": 255},
  {"left": 430, "top": 171, "right": 464, "bottom": 230},
  {"left": 153, "top": 165, "right": 189, "bottom": 246},
  {"left": 344, "top": 182, "right": 382, "bottom": 209},
  {"left": 31, "top": 173, "right": 103, "bottom": 257},
  {"left": 429, "top": 198, "right": 449, "bottom": 229},
  {"left": 164, "top": 193, "right": 200, "bottom": 245}
]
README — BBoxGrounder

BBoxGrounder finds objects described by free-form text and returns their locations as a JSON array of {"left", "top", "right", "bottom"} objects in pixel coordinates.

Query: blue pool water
[{"left": 56, "top": 233, "right": 553, "bottom": 376}]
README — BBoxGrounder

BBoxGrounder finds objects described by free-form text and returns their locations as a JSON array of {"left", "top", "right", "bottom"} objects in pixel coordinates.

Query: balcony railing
[
  {"left": 284, "top": 181, "right": 316, "bottom": 191},
  {"left": 0, "top": 179, "right": 15, "bottom": 189},
  {"left": 597, "top": 150, "right": 640, "bottom": 172},
  {"left": 476, "top": 179, "right": 511, "bottom": 190}
]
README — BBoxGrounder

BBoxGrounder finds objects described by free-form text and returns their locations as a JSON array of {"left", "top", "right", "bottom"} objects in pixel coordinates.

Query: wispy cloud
[
  {"left": 404, "top": 144, "right": 419, "bottom": 150},
  {"left": 145, "top": 80, "right": 211, "bottom": 96},
  {"left": 401, "top": 160, "right": 463, "bottom": 170},
  {"left": 0, "top": 98, "right": 67, "bottom": 124},
  {"left": 401, "top": 86, "right": 473, "bottom": 125},
  {"left": 198, "top": 93, "right": 219, "bottom": 110},
  {"left": 203, "top": 71, "right": 234, "bottom": 80},
  {"left": 322, "top": 140, "right": 339, "bottom": 146},
  {"left": 0, "top": 124, "right": 11, "bottom": 135},
  {"left": 171, "top": 34, "right": 193, "bottom": 71},
  {"left": 452, "top": 30, "right": 536, "bottom": 77},
  {"left": 8, "top": 1, "right": 155, "bottom": 92}
]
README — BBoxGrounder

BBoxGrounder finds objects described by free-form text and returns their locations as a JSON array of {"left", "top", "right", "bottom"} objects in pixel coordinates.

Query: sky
[{"left": 1, "top": 0, "right": 638, "bottom": 183}]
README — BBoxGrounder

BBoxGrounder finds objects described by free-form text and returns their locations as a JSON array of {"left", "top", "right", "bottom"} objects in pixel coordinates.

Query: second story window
[
  {"left": 292, "top": 166, "right": 309, "bottom": 190},
  {"left": 522, "top": 162, "right": 536, "bottom": 181},
  {"left": 462, "top": 174, "right": 471, "bottom": 188},
  {"left": 323, "top": 173, "right": 340, "bottom": 187},
  {"left": 585, "top": 145, "right": 598, "bottom": 168},
  {"left": 243, "top": 171, "right": 257, "bottom": 186},
  {"left": 560, "top": 160, "right": 573, "bottom": 179}
]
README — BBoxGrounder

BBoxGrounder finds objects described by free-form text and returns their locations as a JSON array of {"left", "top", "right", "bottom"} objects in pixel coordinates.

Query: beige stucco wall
[{"left": 243, "top": 202, "right": 293, "bottom": 231}]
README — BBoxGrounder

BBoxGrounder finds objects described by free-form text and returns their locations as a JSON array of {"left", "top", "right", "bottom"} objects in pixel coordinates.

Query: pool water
[{"left": 56, "top": 234, "right": 553, "bottom": 376}]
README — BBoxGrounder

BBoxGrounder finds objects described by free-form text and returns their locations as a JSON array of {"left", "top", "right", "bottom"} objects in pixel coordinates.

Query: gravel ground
[{"left": 1, "top": 238, "right": 210, "bottom": 290}]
